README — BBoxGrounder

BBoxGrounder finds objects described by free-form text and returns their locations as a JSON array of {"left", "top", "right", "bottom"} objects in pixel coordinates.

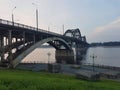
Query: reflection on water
[
  {"left": 22, "top": 47, "right": 120, "bottom": 67},
  {"left": 82, "top": 47, "right": 120, "bottom": 67},
  {"left": 22, "top": 48, "right": 56, "bottom": 63}
]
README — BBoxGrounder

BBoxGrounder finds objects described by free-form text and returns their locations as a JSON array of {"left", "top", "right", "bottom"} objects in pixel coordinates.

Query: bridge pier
[
  {"left": 55, "top": 49, "right": 75, "bottom": 64},
  {"left": 75, "top": 43, "right": 88, "bottom": 64},
  {"left": 7, "top": 30, "right": 13, "bottom": 67},
  {"left": 22, "top": 32, "right": 26, "bottom": 48},
  {"left": 0, "top": 35, "right": 5, "bottom": 63},
  {"left": 75, "top": 44, "right": 82, "bottom": 64},
  {"left": 33, "top": 33, "right": 36, "bottom": 44}
]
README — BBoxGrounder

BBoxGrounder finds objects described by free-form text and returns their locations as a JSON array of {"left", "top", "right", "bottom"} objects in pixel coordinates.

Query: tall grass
[{"left": 0, "top": 69, "right": 119, "bottom": 90}]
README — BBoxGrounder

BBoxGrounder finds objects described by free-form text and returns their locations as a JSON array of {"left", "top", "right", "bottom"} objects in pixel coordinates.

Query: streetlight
[
  {"left": 62, "top": 24, "right": 64, "bottom": 35},
  {"left": 48, "top": 26, "right": 50, "bottom": 31},
  {"left": 32, "top": 3, "right": 39, "bottom": 31},
  {"left": 90, "top": 54, "right": 97, "bottom": 72},
  {"left": 47, "top": 52, "right": 51, "bottom": 64},
  {"left": 12, "top": 6, "right": 16, "bottom": 25}
]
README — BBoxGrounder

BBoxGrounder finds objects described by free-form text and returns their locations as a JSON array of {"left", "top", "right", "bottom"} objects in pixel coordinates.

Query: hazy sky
[{"left": 0, "top": 0, "right": 120, "bottom": 43}]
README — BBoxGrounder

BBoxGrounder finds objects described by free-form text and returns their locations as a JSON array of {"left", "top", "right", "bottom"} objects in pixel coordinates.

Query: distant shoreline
[
  {"left": 90, "top": 41, "right": 120, "bottom": 47},
  {"left": 39, "top": 45, "right": 120, "bottom": 48},
  {"left": 90, "top": 46, "right": 120, "bottom": 48}
]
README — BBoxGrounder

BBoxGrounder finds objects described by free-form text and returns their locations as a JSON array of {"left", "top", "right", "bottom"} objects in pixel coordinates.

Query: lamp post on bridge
[
  {"left": 12, "top": 6, "right": 16, "bottom": 26},
  {"left": 48, "top": 26, "right": 50, "bottom": 31},
  {"left": 62, "top": 24, "right": 64, "bottom": 35},
  {"left": 90, "top": 54, "right": 97, "bottom": 72},
  {"left": 32, "top": 3, "right": 39, "bottom": 31}
]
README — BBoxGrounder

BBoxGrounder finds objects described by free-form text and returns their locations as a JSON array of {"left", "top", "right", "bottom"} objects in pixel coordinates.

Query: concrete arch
[{"left": 11, "top": 37, "right": 71, "bottom": 68}]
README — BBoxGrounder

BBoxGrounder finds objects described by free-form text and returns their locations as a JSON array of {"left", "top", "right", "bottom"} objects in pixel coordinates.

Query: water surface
[{"left": 22, "top": 47, "right": 120, "bottom": 67}]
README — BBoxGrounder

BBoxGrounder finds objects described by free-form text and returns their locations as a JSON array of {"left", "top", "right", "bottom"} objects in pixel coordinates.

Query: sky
[{"left": 0, "top": 0, "right": 120, "bottom": 43}]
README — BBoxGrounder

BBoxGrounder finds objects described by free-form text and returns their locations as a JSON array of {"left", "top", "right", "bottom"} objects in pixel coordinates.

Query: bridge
[{"left": 0, "top": 19, "right": 88, "bottom": 68}]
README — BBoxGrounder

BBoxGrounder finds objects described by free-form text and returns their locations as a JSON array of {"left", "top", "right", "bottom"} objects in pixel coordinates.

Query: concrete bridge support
[
  {"left": 75, "top": 44, "right": 82, "bottom": 61},
  {"left": 75, "top": 43, "right": 87, "bottom": 64},
  {"left": 0, "top": 35, "right": 5, "bottom": 62},
  {"left": 55, "top": 49, "right": 75, "bottom": 64},
  {"left": 8, "top": 30, "right": 12, "bottom": 63}
]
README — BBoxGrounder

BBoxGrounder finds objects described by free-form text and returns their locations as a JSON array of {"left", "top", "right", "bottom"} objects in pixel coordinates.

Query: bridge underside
[{"left": 55, "top": 49, "right": 74, "bottom": 64}]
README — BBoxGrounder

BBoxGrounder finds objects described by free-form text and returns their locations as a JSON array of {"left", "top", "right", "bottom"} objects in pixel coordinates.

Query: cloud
[{"left": 88, "top": 17, "right": 120, "bottom": 42}]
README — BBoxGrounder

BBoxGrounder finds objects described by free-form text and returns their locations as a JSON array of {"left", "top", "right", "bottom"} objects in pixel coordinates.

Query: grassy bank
[{"left": 0, "top": 69, "right": 119, "bottom": 90}]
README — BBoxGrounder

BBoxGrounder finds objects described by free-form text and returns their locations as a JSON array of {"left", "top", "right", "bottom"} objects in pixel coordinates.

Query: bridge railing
[
  {"left": 0, "top": 19, "right": 61, "bottom": 36},
  {"left": 82, "top": 63, "right": 120, "bottom": 71}
]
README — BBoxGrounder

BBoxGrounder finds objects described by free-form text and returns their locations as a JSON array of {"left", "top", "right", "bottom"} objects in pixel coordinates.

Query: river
[{"left": 22, "top": 46, "right": 120, "bottom": 67}]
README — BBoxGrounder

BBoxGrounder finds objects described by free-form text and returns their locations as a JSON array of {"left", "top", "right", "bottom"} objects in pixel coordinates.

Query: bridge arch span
[
  {"left": 11, "top": 37, "right": 72, "bottom": 68},
  {"left": 64, "top": 28, "right": 82, "bottom": 39}
]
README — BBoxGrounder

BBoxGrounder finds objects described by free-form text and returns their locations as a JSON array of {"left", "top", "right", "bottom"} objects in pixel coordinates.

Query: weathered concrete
[{"left": 55, "top": 49, "right": 74, "bottom": 64}]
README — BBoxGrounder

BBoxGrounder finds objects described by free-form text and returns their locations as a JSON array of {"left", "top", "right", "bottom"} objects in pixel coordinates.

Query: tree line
[{"left": 90, "top": 41, "right": 120, "bottom": 47}]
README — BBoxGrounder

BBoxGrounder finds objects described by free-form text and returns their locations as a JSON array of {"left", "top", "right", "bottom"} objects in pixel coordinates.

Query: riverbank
[
  {"left": 16, "top": 63, "right": 120, "bottom": 81},
  {"left": 0, "top": 69, "right": 120, "bottom": 90}
]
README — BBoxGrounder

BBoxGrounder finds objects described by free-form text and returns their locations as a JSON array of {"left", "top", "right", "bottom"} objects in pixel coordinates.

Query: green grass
[{"left": 0, "top": 69, "right": 119, "bottom": 90}]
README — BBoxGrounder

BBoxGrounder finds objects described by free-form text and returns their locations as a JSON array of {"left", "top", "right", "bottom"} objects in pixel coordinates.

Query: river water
[{"left": 22, "top": 47, "right": 120, "bottom": 67}]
